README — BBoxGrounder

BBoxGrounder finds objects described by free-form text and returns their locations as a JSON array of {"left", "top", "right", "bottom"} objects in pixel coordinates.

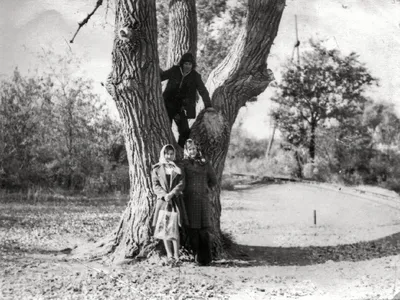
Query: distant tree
[
  {"left": 363, "top": 101, "right": 400, "bottom": 154},
  {"left": 195, "top": 0, "right": 246, "bottom": 77},
  {"left": 312, "top": 99, "right": 400, "bottom": 186},
  {"left": 334, "top": 116, "right": 375, "bottom": 181},
  {"left": 228, "top": 126, "right": 269, "bottom": 161},
  {"left": 361, "top": 101, "right": 400, "bottom": 184},
  {"left": 0, "top": 69, "right": 53, "bottom": 188},
  {"left": 0, "top": 52, "right": 121, "bottom": 190},
  {"left": 38, "top": 51, "right": 120, "bottom": 190},
  {"left": 271, "top": 40, "right": 377, "bottom": 161},
  {"left": 156, "top": 0, "right": 246, "bottom": 76}
]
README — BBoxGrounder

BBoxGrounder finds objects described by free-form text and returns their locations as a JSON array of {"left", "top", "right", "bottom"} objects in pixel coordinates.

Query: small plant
[{"left": 221, "top": 178, "right": 235, "bottom": 191}]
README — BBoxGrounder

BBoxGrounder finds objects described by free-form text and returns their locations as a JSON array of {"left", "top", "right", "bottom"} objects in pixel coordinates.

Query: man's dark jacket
[{"left": 161, "top": 66, "right": 211, "bottom": 119}]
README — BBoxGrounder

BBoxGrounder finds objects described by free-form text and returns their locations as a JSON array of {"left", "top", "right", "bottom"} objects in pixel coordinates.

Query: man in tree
[{"left": 161, "top": 52, "right": 212, "bottom": 147}]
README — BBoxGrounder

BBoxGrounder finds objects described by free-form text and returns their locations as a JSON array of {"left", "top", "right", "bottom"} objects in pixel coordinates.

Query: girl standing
[
  {"left": 182, "top": 139, "right": 218, "bottom": 266},
  {"left": 152, "top": 144, "right": 188, "bottom": 263}
]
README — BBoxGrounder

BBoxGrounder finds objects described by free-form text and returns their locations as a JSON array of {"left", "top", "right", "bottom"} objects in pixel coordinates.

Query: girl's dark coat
[
  {"left": 182, "top": 159, "right": 218, "bottom": 229},
  {"left": 151, "top": 163, "right": 189, "bottom": 227}
]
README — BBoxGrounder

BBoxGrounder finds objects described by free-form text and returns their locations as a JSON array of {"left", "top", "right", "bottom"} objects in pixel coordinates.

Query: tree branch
[
  {"left": 206, "top": 0, "right": 285, "bottom": 125},
  {"left": 70, "top": 0, "right": 104, "bottom": 43},
  {"left": 299, "top": 110, "right": 311, "bottom": 125}
]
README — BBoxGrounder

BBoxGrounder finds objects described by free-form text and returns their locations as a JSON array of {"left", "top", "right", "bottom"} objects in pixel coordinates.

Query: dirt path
[{"left": 222, "top": 182, "right": 400, "bottom": 247}]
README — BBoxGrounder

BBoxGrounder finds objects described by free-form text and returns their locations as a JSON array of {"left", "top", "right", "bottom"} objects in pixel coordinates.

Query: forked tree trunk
[
  {"left": 79, "top": 0, "right": 285, "bottom": 262},
  {"left": 163, "top": 0, "right": 228, "bottom": 256},
  {"left": 190, "top": 0, "right": 286, "bottom": 255},
  {"left": 167, "top": 0, "right": 198, "bottom": 67},
  {"left": 99, "top": 0, "right": 174, "bottom": 261}
]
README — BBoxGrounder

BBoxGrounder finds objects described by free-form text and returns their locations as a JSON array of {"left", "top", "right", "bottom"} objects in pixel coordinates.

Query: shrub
[
  {"left": 221, "top": 177, "right": 235, "bottom": 191},
  {"left": 224, "top": 147, "right": 301, "bottom": 179},
  {"left": 302, "top": 157, "right": 337, "bottom": 182},
  {"left": 83, "top": 164, "right": 130, "bottom": 195},
  {"left": 382, "top": 178, "right": 400, "bottom": 195},
  {"left": 227, "top": 127, "right": 269, "bottom": 161}
]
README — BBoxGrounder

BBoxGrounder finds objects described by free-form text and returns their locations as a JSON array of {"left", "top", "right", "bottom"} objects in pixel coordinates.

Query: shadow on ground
[
  {"left": 0, "top": 244, "right": 62, "bottom": 257},
  {"left": 225, "top": 231, "right": 400, "bottom": 267}
]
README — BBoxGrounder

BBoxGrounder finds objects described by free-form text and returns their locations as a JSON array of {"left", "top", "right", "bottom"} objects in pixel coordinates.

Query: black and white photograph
[{"left": 1, "top": 0, "right": 400, "bottom": 299}]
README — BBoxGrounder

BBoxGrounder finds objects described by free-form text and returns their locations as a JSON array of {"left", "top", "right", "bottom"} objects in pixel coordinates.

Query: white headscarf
[
  {"left": 159, "top": 144, "right": 176, "bottom": 164},
  {"left": 158, "top": 144, "right": 182, "bottom": 174}
]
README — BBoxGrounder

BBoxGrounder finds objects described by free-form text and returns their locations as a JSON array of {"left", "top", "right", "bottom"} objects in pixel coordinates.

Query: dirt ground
[{"left": 1, "top": 182, "right": 400, "bottom": 299}]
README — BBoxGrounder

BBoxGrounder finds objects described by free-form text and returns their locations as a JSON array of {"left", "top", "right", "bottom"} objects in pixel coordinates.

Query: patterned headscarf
[{"left": 184, "top": 139, "right": 207, "bottom": 165}]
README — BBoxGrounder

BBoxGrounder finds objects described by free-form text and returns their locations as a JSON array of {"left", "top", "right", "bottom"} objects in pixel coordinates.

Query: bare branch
[{"left": 70, "top": 0, "right": 104, "bottom": 43}]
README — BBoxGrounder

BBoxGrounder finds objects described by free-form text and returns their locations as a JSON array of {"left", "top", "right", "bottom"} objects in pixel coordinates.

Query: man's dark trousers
[{"left": 168, "top": 108, "right": 190, "bottom": 148}]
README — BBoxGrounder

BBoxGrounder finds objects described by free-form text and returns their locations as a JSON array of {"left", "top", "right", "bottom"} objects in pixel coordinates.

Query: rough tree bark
[
  {"left": 167, "top": 0, "right": 197, "bottom": 67},
  {"left": 92, "top": 0, "right": 175, "bottom": 261},
  {"left": 189, "top": 0, "right": 286, "bottom": 255}
]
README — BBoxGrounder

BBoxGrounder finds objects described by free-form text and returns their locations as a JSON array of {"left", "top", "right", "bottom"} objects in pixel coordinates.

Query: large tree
[
  {"left": 271, "top": 40, "right": 376, "bottom": 161},
  {"left": 77, "top": 0, "right": 285, "bottom": 262}
]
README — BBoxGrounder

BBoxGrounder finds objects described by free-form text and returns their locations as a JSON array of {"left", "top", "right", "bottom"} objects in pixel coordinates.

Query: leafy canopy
[{"left": 271, "top": 40, "right": 377, "bottom": 150}]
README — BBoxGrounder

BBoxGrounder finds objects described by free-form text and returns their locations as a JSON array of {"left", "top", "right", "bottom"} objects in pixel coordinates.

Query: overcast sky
[{"left": 1, "top": 0, "right": 400, "bottom": 138}]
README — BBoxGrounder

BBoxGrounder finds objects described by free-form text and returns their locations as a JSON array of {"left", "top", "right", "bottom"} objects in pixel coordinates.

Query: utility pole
[
  {"left": 295, "top": 15, "right": 300, "bottom": 65},
  {"left": 267, "top": 119, "right": 276, "bottom": 158},
  {"left": 291, "top": 15, "right": 300, "bottom": 65}
]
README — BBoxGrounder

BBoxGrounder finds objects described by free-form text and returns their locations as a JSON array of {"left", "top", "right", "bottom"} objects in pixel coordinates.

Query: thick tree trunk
[
  {"left": 309, "top": 122, "right": 316, "bottom": 161},
  {"left": 191, "top": 0, "right": 286, "bottom": 256},
  {"left": 78, "top": 0, "right": 285, "bottom": 263},
  {"left": 98, "top": 0, "right": 173, "bottom": 262},
  {"left": 167, "top": 0, "right": 197, "bottom": 67},
  {"left": 294, "top": 150, "right": 303, "bottom": 178}
]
